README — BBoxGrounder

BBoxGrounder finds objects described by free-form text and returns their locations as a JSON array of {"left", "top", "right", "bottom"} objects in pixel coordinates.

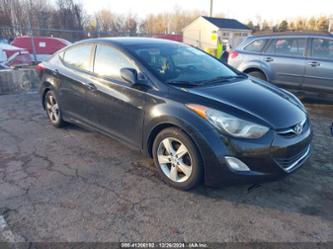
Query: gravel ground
[{"left": 0, "top": 93, "right": 332, "bottom": 242}]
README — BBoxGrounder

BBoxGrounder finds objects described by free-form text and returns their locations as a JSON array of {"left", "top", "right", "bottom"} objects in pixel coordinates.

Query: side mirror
[{"left": 120, "top": 68, "right": 138, "bottom": 84}]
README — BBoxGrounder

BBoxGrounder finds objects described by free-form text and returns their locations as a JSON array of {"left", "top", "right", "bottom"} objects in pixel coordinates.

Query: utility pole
[
  {"left": 28, "top": 0, "right": 37, "bottom": 62},
  {"left": 10, "top": 0, "right": 17, "bottom": 36},
  {"left": 210, "top": 0, "right": 214, "bottom": 17}
]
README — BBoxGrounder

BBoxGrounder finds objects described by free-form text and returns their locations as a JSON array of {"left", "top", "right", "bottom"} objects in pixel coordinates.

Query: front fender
[
  {"left": 143, "top": 101, "right": 212, "bottom": 155},
  {"left": 142, "top": 102, "right": 234, "bottom": 186}
]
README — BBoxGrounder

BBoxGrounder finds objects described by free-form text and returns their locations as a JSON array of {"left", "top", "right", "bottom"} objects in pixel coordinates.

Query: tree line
[
  {"left": 247, "top": 17, "right": 330, "bottom": 33},
  {"left": 0, "top": 0, "right": 210, "bottom": 41},
  {"left": 0, "top": 0, "right": 331, "bottom": 42},
  {"left": 0, "top": 0, "right": 86, "bottom": 41}
]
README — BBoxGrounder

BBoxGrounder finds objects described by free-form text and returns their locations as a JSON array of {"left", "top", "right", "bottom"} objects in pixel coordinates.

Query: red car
[
  {"left": 154, "top": 34, "right": 183, "bottom": 42},
  {"left": 11, "top": 36, "right": 71, "bottom": 62},
  {"left": 0, "top": 43, "right": 32, "bottom": 69}
]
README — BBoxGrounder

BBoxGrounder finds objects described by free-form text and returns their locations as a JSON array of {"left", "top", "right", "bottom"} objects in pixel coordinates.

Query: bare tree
[
  {"left": 142, "top": 8, "right": 203, "bottom": 35},
  {"left": 52, "top": 0, "right": 85, "bottom": 40},
  {"left": 95, "top": 10, "right": 124, "bottom": 35},
  {"left": 124, "top": 13, "right": 137, "bottom": 36},
  {"left": 96, "top": 10, "right": 115, "bottom": 33},
  {"left": 0, "top": 0, "right": 14, "bottom": 37}
]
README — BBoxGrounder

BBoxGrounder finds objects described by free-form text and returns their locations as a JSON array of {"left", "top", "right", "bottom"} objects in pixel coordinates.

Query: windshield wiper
[
  {"left": 165, "top": 80, "right": 201, "bottom": 87},
  {"left": 165, "top": 74, "right": 247, "bottom": 87},
  {"left": 196, "top": 74, "right": 248, "bottom": 85}
]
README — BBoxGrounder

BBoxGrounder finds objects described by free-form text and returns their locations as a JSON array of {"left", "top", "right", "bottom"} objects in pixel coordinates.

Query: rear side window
[
  {"left": 94, "top": 44, "right": 136, "bottom": 80},
  {"left": 266, "top": 38, "right": 306, "bottom": 56},
  {"left": 244, "top": 39, "right": 266, "bottom": 52},
  {"left": 311, "top": 38, "right": 333, "bottom": 60},
  {"left": 63, "top": 44, "right": 93, "bottom": 71}
]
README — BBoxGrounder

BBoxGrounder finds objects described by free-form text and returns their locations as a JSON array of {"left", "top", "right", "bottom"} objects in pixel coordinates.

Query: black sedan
[{"left": 37, "top": 38, "right": 312, "bottom": 190}]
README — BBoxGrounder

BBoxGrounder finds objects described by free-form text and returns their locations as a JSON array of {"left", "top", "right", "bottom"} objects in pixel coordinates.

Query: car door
[
  {"left": 263, "top": 37, "right": 306, "bottom": 88},
  {"left": 304, "top": 37, "right": 333, "bottom": 92},
  {"left": 57, "top": 43, "right": 95, "bottom": 123},
  {"left": 239, "top": 38, "right": 267, "bottom": 71},
  {"left": 85, "top": 43, "right": 147, "bottom": 148}
]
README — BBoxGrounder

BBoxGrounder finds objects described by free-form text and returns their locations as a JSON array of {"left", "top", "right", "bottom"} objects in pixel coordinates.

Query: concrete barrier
[{"left": 0, "top": 68, "right": 41, "bottom": 95}]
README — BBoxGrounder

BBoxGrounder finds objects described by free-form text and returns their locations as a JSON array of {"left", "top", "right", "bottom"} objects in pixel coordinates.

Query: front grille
[
  {"left": 277, "top": 119, "right": 308, "bottom": 137},
  {"left": 274, "top": 145, "right": 311, "bottom": 172}
]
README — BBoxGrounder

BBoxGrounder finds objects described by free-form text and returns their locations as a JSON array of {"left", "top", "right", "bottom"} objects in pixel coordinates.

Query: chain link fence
[{"left": 0, "top": 25, "right": 180, "bottom": 43}]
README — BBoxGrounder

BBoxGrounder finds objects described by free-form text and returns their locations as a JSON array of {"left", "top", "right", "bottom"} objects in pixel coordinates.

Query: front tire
[
  {"left": 44, "top": 90, "right": 65, "bottom": 128},
  {"left": 152, "top": 128, "right": 203, "bottom": 190}
]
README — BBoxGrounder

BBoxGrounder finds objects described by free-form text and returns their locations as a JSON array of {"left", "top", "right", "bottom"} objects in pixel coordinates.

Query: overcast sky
[{"left": 80, "top": 0, "right": 333, "bottom": 23}]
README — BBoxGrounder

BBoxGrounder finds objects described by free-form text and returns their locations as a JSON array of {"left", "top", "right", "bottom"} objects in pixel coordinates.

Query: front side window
[
  {"left": 127, "top": 44, "right": 238, "bottom": 83},
  {"left": 266, "top": 38, "right": 306, "bottom": 56},
  {"left": 311, "top": 38, "right": 333, "bottom": 59},
  {"left": 63, "top": 44, "right": 93, "bottom": 71},
  {"left": 94, "top": 45, "right": 136, "bottom": 80},
  {"left": 244, "top": 39, "right": 266, "bottom": 52}
]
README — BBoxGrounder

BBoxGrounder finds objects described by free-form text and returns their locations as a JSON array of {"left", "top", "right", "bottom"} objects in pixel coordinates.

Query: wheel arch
[
  {"left": 39, "top": 72, "right": 60, "bottom": 109},
  {"left": 146, "top": 123, "right": 177, "bottom": 158},
  {"left": 145, "top": 121, "right": 203, "bottom": 163},
  {"left": 40, "top": 81, "right": 54, "bottom": 110},
  {"left": 243, "top": 67, "right": 269, "bottom": 80}
]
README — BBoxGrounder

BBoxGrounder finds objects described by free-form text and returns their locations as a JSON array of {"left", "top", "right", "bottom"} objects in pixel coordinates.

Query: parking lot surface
[{"left": 0, "top": 93, "right": 332, "bottom": 242}]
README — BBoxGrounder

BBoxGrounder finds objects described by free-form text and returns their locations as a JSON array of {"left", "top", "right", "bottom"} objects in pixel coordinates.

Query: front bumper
[{"left": 192, "top": 120, "right": 313, "bottom": 187}]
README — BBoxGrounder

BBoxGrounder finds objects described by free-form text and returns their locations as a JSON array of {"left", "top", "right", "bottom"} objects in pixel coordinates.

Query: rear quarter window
[{"left": 311, "top": 38, "right": 333, "bottom": 60}]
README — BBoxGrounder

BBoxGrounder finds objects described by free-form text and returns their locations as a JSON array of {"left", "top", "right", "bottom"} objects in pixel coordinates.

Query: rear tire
[
  {"left": 44, "top": 90, "right": 65, "bottom": 128},
  {"left": 248, "top": 71, "right": 267, "bottom": 81},
  {"left": 152, "top": 127, "right": 203, "bottom": 190}
]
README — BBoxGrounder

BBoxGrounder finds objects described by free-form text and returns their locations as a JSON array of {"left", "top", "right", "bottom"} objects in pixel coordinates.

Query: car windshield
[{"left": 127, "top": 44, "right": 241, "bottom": 86}]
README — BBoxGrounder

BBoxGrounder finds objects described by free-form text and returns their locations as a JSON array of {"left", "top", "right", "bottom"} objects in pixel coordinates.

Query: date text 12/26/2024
[{"left": 120, "top": 242, "right": 208, "bottom": 248}]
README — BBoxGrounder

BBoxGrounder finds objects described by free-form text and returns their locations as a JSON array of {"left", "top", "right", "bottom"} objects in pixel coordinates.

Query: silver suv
[{"left": 228, "top": 32, "right": 333, "bottom": 94}]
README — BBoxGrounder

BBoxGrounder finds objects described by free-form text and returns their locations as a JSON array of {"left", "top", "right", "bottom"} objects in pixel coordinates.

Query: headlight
[{"left": 186, "top": 104, "right": 269, "bottom": 139}]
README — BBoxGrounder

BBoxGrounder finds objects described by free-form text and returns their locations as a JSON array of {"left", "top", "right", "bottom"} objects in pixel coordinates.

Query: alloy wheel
[
  {"left": 157, "top": 137, "right": 193, "bottom": 183},
  {"left": 46, "top": 94, "right": 60, "bottom": 123}
]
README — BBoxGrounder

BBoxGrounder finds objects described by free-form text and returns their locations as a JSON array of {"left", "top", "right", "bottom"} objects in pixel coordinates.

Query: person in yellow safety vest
[{"left": 216, "top": 36, "right": 223, "bottom": 59}]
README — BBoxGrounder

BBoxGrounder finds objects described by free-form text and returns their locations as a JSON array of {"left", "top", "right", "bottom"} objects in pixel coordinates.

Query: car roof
[
  {"left": 249, "top": 32, "right": 333, "bottom": 39},
  {"left": 75, "top": 37, "right": 185, "bottom": 47}
]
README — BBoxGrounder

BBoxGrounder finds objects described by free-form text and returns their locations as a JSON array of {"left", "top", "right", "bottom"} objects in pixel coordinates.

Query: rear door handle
[
  {"left": 86, "top": 82, "right": 97, "bottom": 91},
  {"left": 264, "top": 57, "right": 274, "bottom": 62},
  {"left": 309, "top": 61, "right": 320, "bottom": 67}
]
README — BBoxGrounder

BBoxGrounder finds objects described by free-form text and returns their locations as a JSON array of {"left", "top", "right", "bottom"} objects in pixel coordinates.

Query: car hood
[{"left": 184, "top": 78, "right": 306, "bottom": 129}]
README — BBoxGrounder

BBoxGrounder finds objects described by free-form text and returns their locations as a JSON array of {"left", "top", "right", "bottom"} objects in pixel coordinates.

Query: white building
[{"left": 183, "top": 16, "right": 252, "bottom": 50}]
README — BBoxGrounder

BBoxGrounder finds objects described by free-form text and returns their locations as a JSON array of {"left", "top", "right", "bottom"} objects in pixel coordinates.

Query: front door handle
[
  {"left": 264, "top": 57, "right": 274, "bottom": 62},
  {"left": 86, "top": 82, "right": 97, "bottom": 91},
  {"left": 309, "top": 61, "right": 320, "bottom": 67}
]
